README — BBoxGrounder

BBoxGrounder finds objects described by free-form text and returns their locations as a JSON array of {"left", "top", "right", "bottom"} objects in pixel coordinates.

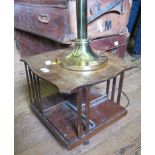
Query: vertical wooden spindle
[
  {"left": 85, "top": 86, "right": 90, "bottom": 133},
  {"left": 106, "top": 79, "right": 110, "bottom": 98},
  {"left": 117, "top": 72, "right": 125, "bottom": 104},
  {"left": 24, "top": 63, "right": 32, "bottom": 104},
  {"left": 76, "top": 88, "right": 82, "bottom": 137},
  {"left": 111, "top": 77, "right": 117, "bottom": 102}
]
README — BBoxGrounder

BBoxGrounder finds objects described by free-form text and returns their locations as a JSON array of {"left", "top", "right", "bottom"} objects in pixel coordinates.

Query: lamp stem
[{"left": 77, "top": 0, "right": 87, "bottom": 39}]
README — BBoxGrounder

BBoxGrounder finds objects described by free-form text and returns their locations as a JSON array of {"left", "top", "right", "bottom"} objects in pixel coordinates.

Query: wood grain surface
[
  {"left": 21, "top": 48, "right": 136, "bottom": 94},
  {"left": 15, "top": 46, "right": 141, "bottom": 155}
]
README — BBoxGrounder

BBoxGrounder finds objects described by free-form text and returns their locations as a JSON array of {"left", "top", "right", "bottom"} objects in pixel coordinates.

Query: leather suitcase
[
  {"left": 91, "top": 32, "right": 129, "bottom": 58},
  {"left": 15, "top": 0, "right": 131, "bottom": 44},
  {"left": 15, "top": 29, "right": 69, "bottom": 57},
  {"left": 15, "top": 29, "right": 129, "bottom": 58}
]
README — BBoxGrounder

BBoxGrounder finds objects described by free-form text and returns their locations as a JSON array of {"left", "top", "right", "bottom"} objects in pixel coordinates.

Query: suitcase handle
[{"left": 38, "top": 14, "right": 49, "bottom": 24}]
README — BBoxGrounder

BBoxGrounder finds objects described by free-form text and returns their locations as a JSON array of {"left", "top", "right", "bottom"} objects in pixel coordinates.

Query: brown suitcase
[
  {"left": 91, "top": 33, "right": 129, "bottom": 58},
  {"left": 15, "top": 29, "right": 69, "bottom": 57},
  {"left": 15, "top": 0, "right": 131, "bottom": 44},
  {"left": 15, "top": 29, "right": 129, "bottom": 58}
]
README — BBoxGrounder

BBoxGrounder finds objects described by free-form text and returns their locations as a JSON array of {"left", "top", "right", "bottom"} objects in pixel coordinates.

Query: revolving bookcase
[{"left": 21, "top": 48, "right": 135, "bottom": 150}]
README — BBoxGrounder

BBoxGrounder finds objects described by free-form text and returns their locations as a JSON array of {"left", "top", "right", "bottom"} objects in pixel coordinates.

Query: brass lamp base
[{"left": 58, "top": 39, "right": 108, "bottom": 71}]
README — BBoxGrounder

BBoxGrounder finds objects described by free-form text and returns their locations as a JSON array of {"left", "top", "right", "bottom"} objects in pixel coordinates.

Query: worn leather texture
[
  {"left": 15, "top": 29, "right": 129, "bottom": 58},
  {"left": 15, "top": 0, "right": 131, "bottom": 43}
]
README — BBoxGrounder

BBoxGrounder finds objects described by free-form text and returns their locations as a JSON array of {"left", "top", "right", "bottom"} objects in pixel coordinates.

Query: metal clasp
[{"left": 38, "top": 14, "right": 49, "bottom": 24}]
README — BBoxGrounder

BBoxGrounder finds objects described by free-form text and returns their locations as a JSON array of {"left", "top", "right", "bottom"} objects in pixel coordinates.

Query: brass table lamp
[{"left": 58, "top": 0, "right": 108, "bottom": 71}]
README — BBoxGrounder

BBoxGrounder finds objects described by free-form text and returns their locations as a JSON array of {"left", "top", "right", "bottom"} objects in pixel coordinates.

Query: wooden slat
[
  {"left": 85, "top": 87, "right": 90, "bottom": 133},
  {"left": 117, "top": 72, "right": 125, "bottom": 104},
  {"left": 76, "top": 88, "right": 82, "bottom": 137},
  {"left": 111, "top": 77, "right": 117, "bottom": 101},
  {"left": 106, "top": 79, "right": 110, "bottom": 97}
]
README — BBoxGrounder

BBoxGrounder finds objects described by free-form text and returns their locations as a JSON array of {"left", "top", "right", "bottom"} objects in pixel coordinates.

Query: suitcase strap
[{"left": 88, "top": 0, "right": 124, "bottom": 24}]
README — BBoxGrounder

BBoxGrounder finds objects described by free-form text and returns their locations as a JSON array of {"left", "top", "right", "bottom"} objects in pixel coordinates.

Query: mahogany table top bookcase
[{"left": 21, "top": 48, "right": 135, "bottom": 150}]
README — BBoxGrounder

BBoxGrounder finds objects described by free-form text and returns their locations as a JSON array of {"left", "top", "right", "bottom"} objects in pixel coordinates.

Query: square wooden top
[{"left": 21, "top": 48, "right": 136, "bottom": 94}]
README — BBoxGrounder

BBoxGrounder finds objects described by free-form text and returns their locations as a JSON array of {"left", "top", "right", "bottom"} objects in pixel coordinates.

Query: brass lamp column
[{"left": 59, "top": 0, "right": 108, "bottom": 71}]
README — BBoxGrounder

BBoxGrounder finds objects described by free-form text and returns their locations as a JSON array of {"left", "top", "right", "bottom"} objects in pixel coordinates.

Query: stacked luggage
[{"left": 15, "top": 0, "right": 132, "bottom": 58}]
